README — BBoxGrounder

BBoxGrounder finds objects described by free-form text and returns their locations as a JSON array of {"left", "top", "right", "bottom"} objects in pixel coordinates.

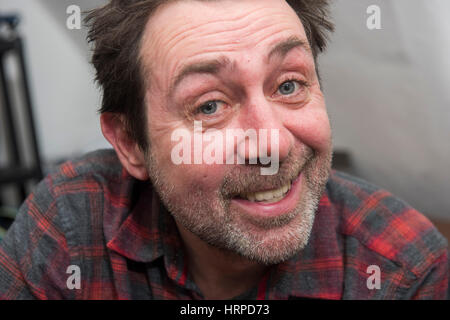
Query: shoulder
[
  {"left": 41, "top": 149, "right": 131, "bottom": 210},
  {"left": 47, "top": 148, "right": 124, "bottom": 186},
  {"left": 325, "top": 170, "right": 448, "bottom": 278},
  {"left": 11, "top": 149, "right": 124, "bottom": 225},
  {"left": 0, "top": 149, "right": 128, "bottom": 298},
  {"left": 29, "top": 149, "right": 135, "bottom": 250}
]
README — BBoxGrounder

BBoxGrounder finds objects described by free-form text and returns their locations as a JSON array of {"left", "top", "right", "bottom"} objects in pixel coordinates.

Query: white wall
[
  {"left": 321, "top": 0, "right": 450, "bottom": 219},
  {"left": 0, "top": 0, "right": 448, "bottom": 219}
]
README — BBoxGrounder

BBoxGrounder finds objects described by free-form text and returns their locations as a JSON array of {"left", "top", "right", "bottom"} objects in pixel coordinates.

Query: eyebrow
[
  {"left": 267, "top": 36, "right": 309, "bottom": 61},
  {"left": 170, "top": 36, "right": 309, "bottom": 94},
  {"left": 170, "top": 56, "right": 232, "bottom": 93}
]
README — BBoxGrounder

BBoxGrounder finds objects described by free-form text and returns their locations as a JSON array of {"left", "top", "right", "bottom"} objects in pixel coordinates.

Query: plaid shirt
[{"left": 0, "top": 149, "right": 447, "bottom": 300}]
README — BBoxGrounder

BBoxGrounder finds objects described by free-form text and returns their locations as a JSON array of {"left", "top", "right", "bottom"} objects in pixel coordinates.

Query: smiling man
[{"left": 0, "top": 0, "right": 448, "bottom": 300}]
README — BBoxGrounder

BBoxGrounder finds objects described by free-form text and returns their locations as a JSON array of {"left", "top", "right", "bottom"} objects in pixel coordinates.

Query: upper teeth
[{"left": 243, "top": 182, "right": 291, "bottom": 203}]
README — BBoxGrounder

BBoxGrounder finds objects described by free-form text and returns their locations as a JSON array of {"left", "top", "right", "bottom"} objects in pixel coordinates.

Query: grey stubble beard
[{"left": 144, "top": 142, "right": 332, "bottom": 265}]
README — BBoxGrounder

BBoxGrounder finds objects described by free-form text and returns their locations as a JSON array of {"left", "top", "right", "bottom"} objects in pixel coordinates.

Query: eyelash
[
  {"left": 274, "top": 76, "right": 310, "bottom": 97},
  {"left": 189, "top": 76, "right": 310, "bottom": 116},
  {"left": 192, "top": 100, "right": 226, "bottom": 115}
]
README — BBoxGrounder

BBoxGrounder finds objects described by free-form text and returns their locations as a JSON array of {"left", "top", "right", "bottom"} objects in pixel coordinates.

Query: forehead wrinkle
[
  {"left": 162, "top": 31, "right": 283, "bottom": 96},
  {"left": 162, "top": 18, "right": 286, "bottom": 63},
  {"left": 162, "top": 7, "right": 268, "bottom": 51},
  {"left": 167, "top": 34, "right": 312, "bottom": 99},
  {"left": 144, "top": 1, "right": 302, "bottom": 65},
  {"left": 141, "top": 0, "right": 310, "bottom": 97},
  {"left": 164, "top": 20, "right": 301, "bottom": 71},
  {"left": 148, "top": 3, "right": 273, "bottom": 62}
]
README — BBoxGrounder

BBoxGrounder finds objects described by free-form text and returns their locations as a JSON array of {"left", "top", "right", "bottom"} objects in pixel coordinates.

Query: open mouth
[
  {"left": 234, "top": 168, "right": 303, "bottom": 205},
  {"left": 231, "top": 172, "right": 303, "bottom": 218},
  {"left": 239, "top": 181, "right": 292, "bottom": 204}
]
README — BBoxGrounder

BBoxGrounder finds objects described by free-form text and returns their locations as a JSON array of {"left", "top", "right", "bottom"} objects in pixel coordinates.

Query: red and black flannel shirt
[{"left": 0, "top": 149, "right": 448, "bottom": 299}]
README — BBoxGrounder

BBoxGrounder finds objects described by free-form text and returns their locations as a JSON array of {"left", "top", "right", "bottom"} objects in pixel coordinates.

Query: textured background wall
[{"left": 0, "top": 0, "right": 449, "bottom": 219}]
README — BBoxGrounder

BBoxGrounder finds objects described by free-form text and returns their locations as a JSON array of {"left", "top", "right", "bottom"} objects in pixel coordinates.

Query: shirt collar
[{"left": 106, "top": 172, "right": 181, "bottom": 264}]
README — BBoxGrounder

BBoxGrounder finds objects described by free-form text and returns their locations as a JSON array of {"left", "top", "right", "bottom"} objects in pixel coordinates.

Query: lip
[{"left": 231, "top": 173, "right": 303, "bottom": 218}]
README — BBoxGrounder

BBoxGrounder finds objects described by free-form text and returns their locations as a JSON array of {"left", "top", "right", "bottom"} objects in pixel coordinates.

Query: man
[{"left": 0, "top": 0, "right": 447, "bottom": 299}]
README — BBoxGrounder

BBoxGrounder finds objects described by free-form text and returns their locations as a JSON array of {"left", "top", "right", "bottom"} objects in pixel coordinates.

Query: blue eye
[
  {"left": 278, "top": 80, "right": 299, "bottom": 95},
  {"left": 199, "top": 101, "right": 219, "bottom": 114}
]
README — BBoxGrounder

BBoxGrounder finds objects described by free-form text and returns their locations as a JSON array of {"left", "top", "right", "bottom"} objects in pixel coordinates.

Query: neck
[{"left": 175, "top": 221, "right": 269, "bottom": 300}]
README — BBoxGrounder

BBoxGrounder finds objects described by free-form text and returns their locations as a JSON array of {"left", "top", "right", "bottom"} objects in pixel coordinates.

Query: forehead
[{"left": 140, "top": 0, "right": 308, "bottom": 85}]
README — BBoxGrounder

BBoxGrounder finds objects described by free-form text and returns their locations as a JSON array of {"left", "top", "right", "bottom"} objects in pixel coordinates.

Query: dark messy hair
[{"left": 85, "top": 0, "right": 334, "bottom": 153}]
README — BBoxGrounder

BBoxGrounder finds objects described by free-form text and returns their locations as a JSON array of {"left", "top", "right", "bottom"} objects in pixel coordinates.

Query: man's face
[{"left": 139, "top": 0, "right": 332, "bottom": 264}]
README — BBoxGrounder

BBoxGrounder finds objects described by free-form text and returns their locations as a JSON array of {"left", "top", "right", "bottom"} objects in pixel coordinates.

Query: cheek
[
  {"left": 149, "top": 125, "right": 228, "bottom": 194},
  {"left": 164, "top": 162, "right": 228, "bottom": 195},
  {"left": 284, "top": 103, "right": 331, "bottom": 153}
]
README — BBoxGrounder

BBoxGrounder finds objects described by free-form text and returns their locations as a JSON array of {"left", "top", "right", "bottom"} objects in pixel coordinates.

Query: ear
[{"left": 100, "top": 113, "right": 149, "bottom": 180}]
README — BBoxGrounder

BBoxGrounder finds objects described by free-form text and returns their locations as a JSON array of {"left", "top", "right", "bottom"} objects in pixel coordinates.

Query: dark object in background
[
  {"left": 0, "top": 206, "right": 16, "bottom": 240},
  {"left": 0, "top": 14, "right": 43, "bottom": 209},
  {"left": 332, "top": 150, "right": 354, "bottom": 174}
]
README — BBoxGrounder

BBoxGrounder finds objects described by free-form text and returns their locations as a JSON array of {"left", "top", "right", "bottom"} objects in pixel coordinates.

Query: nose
[{"left": 235, "top": 92, "right": 292, "bottom": 166}]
